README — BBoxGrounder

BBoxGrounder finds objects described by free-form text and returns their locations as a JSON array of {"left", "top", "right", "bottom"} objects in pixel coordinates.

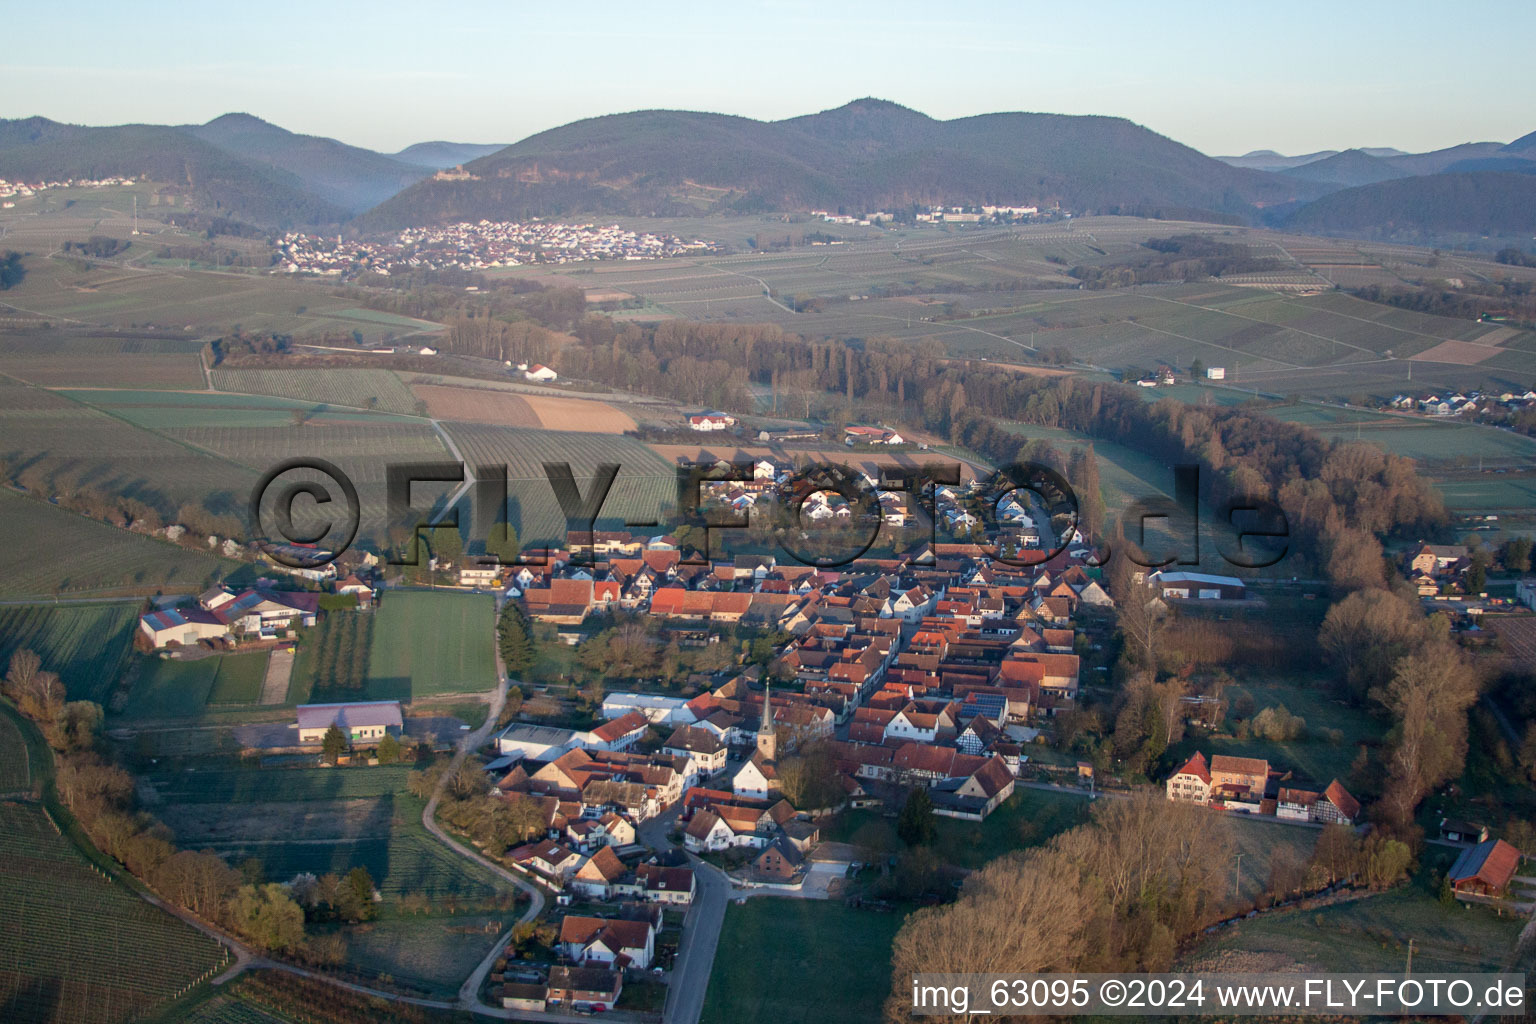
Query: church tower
[{"left": 756, "top": 681, "right": 778, "bottom": 763}]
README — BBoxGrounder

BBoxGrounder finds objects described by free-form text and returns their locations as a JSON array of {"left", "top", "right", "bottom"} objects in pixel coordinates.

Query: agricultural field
[
  {"left": 146, "top": 764, "right": 508, "bottom": 904},
  {"left": 0, "top": 489, "right": 235, "bottom": 600},
  {"left": 289, "top": 609, "right": 375, "bottom": 705},
  {"left": 211, "top": 367, "right": 421, "bottom": 414},
  {"left": 361, "top": 591, "right": 495, "bottom": 700},
  {"left": 411, "top": 383, "right": 638, "bottom": 432},
  {"left": 0, "top": 801, "right": 230, "bottom": 1024},
  {"left": 319, "top": 914, "right": 510, "bottom": 998},
  {"left": 445, "top": 423, "right": 678, "bottom": 545},
  {"left": 49, "top": 386, "right": 451, "bottom": 548},
  {"left": 700, "top": 899, "right": 907, "bottom": 1024},
  {"left": 1309, "top": 419, "right": 1536, "bottom": 466},
  {"left": 0, "top": 602, "right": 140, "bottom": 702},
  {"left": 0, "top": 244, "right": 423, "bottom": 343},
  {"left": 0, "top": 331, "right": 206, "bottom": 389},
  {"left": 0, "top": 712, "right": 31, "bottom": 793},
  {"left": 120, "top": 652, "right": 271, "bottom": 719},
  {"left": 0, "top": 379, "right": 256, "bottom": 517},
  {"left": 523, "top": 218, "right": 1536, "bottom": 397},
  {"left": 1431, "top": 472, "right": 1536, "bottom": 514},
  {"left": 175, "top": 998, "right": 289, "bottom": 1024}
]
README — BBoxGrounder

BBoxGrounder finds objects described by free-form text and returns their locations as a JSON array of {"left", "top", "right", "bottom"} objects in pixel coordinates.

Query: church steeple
[{"left": 756, "top": 680, "right": 778, "bottom": 763}]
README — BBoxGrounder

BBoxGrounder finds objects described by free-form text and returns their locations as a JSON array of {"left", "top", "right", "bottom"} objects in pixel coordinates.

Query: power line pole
[
  {"left": 1405, "top": 938, "right": 1414, "bottom": 978},
  {"left": 1233, "top": 852, "right": 1244, "bottom": 898}
]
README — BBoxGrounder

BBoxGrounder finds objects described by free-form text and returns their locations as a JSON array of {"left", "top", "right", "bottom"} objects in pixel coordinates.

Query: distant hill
[
  {"left": 1280, "top": 149, "right": 1412, "bottom": 188},
  {"left": 358, "top": 98, "right": 1323, "bottom": 228},
  {"left": 183, "top": 113, "right": 429, "bottom": 213},
  {"left": 1217, "top": 149, "right": 1338, "bottom": 171},
  {"left": 1283, "top": 171, "right": 1536, "bottom": 239},
  {"left": 1505, "top": 130, "right": 1536, "bottom": 153},
  {"left": 390, "top": 141, "right": 507, "bottom": 168},
  {"left": 1384, "top": 141, "right": 1507, "bottom": 176},
  {"left": 0, "top": 116, "right": 348, "bottom": 227},
  {"left": 0, "top": 114, "right": 499, "bottom": 227}
]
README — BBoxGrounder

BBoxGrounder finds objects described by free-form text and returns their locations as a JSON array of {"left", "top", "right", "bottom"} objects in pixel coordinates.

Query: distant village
[
  {"left": 0, "top": 175, "right": 137, "bottom": 208},
  {"left": 1388, "top": 388, "right": 1536, "bottom": 418},
  {"left": 277, "top": 220, "right": 719, "bottom": 276},
  {"left": 810, "top": 203, "right": 1045, "bottom": 227}
]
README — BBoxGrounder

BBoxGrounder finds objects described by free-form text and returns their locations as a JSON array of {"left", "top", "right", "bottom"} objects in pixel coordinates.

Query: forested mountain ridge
[{"left": 355, "top": 98, "right": 1327, "bottom": 228}]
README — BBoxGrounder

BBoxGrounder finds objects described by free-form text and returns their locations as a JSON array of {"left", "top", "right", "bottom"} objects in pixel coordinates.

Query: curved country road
[{"left": 420, "top": 667, "right": 548, "bottom": 1012}]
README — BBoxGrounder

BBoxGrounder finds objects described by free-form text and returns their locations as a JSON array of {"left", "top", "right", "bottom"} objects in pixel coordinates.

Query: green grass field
[
  {"left": 0, "top": 801, "right": 230, "bottom": 1024},
  {"left": 1168, "top": 679, "right": 1388, "bottom": 787},
  {"left": 0, "top": 602, "right": 140, "bottom": 702},
  {"left": 700, "top": 899, "right": 908, "bottom": 1024},
  {"left": 120, "top": 652, "right": 270, "bottom": 719},
  {"left": 826, "top": 786, "right": 1091, "bottom": 870},
  {"left": 207, "top": 653, "right": 268, "bottom": 704},
  {"left": 362, "top": 592, "right": 496, "bottom": 700},
  {"left": 210, "top": 367, "right": 421, "bottom": 414}
]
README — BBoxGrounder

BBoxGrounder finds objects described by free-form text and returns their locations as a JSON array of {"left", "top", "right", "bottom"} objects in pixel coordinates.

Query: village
[
  {"left": 127, "top": 444, "right": 1291, "bottom": 1015},
  {"left": 277, "top": 220, "right": 719, "bottom": 276},
  {"left": 0, "top": 174, "right": 138, "bottom": 207}
]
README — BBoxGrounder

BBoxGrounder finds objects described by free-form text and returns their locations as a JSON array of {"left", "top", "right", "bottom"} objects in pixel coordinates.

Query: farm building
[
  {"left": 138, "top": 607, "right": 230, "bottom": 648},
  {"left": 688, "top": 411, "right": 737, "bottom": 431},
  {"left": 295, "top": 700, "right": 403, "bottom": 744},
  {"left": 496, "top": 722, "right": 583, "bottom": 762},
  {"left": 602, "top": 692, "right": 696, "bottom": 725},
  {"left": 844, "top": 425, "right": 905, "bottom": 445},
  {"left": 139, "top": 587, "right": 319, "bottom": 647},
  {"left": 1147, "top": 571, "right": 1246, "bottom": 600},
  {"left": 1447, "top": 839, "right": 1521, "bottom": 899},
  {"left": 524, "top": 363, "right": 559, "bottom": 382}
]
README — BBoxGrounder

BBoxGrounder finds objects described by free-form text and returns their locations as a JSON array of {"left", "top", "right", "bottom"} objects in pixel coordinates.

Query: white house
[
  {"left": 688, "top": 411, "right": 737, "bottom": 431},
  {"left": 296, "top": 701, "right": 403, "bottom": 744},
  {"left": 601, "top": 693, "right": 696, "bottom": 725},
  {"left": 524, "top": 364, "right": 559, "bottom": 382}
]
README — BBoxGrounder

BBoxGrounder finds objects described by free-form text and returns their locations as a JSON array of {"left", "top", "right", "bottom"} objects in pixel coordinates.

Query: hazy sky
[{"left": 3, "top": 0, "right": 1531, "bottom": 156}]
